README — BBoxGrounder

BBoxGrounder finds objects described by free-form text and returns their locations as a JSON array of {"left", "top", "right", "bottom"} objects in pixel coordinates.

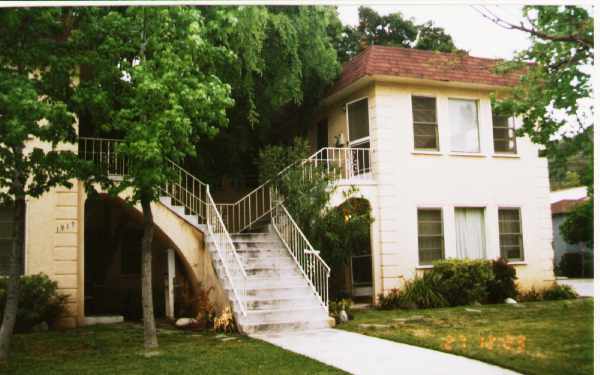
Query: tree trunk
[
  {"left": 0, "top": 180, "right": 26, "bottom": 361},
  {"left": 140, "top": 195, "right": 158, "bottom": 350}
]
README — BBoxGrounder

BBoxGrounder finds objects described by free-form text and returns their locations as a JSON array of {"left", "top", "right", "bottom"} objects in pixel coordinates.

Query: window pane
[
  {"left": 348, "top": 99, "right": 369, "bottom": 142},
  {"left": 455, "top": 208, "right": 486, "bottom": 259},
  {"left": 449, "top": 99, "right": 480, "bottom": 152},
  {"left": 352, "top": 255, "right": 373, "bottom": 286},
  {"left": 418, "top": 221, "right": 443, "bottom": 236},
  {"left": 498, "top": 208, "right": 523, "bottom": 260},
  {"left": 412, "top": 97, "right": 438, "bottom": 150},
  {"left": 493, "top": 114, "right": 517, "bottom": 153},
  {"left": 418, "top": 209, "right": 444, "bottom": 265}
]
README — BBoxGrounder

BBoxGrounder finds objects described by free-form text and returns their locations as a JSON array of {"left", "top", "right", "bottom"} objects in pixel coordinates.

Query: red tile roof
[
  {"left": 329, "top": 45, "right": 523, "bottom": 95},
  {"left": 551, "top": 198, "right": 588, "bottom": 215}
]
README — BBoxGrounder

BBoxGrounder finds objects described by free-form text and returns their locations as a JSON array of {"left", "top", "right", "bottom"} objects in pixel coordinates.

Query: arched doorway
[{"left": 83, "top": 194, "right": 197, "bottom": 320}]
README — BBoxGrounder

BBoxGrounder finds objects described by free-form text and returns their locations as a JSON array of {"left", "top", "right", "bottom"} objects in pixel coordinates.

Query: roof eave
[{"left": 323, "top": 74, "right": 514, "bottom": 106}]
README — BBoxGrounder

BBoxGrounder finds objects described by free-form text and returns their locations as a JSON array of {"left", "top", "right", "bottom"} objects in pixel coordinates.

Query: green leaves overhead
[
  {"left": 0, "top": 9, "right": 79, "bottom": 203},
  {"left": 72, "top": 7, "right": 235, "bottom": 202},
  {"left": 336, "top": 6, "right": 458, "bottom": 62}
]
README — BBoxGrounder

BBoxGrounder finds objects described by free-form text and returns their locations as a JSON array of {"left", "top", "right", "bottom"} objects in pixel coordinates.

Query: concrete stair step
[
  {"left": 239, "top": 316, "right": 331, "bottom": 334},
  {"left": 240, "top": 306, "right": 327, "bottom": 325},
  {"left": 244, "top": 296, "right": 320, "bottom": 310},
  {"left": 242, "top": 256, "right": 297, "bottom": 268}
]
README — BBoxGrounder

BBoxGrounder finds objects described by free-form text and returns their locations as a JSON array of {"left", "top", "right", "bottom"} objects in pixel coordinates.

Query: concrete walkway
[
  {"left": 253, "top": 329, "right": 520, "bottom": 375},
  {"left": 557, "top": 278, "right": 594, "bottom": 297}
]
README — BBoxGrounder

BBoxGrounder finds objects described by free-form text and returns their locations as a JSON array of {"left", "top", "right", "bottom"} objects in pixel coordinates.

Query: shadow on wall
[{"left": 84, "top": 194, "right": 197, "bottom": 320}]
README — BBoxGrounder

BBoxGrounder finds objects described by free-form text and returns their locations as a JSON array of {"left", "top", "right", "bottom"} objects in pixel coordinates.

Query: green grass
[
  {"left": 0, "top": 323, "right": 345, "bottom": 375},
  {"left": 340, "top": 299, "right": 593, "bottom": 375}
]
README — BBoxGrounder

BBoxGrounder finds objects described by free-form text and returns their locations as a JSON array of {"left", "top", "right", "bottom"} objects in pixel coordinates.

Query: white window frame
[
  {"left": 448, "top": 98, "right": 481, "bottom": 153},
  {"left": 345, "top": 96, "right": 370, "bottom": 148}
]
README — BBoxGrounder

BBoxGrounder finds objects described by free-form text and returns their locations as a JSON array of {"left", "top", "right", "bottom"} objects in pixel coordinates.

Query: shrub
[
  {"left": 487, "top": 258, "right": 518, "bottom": 303},
  {"left": 518, "top": 284, "right": 578, "bottom": 302},
  {"left": 542, "top": 284, "right": 578, "bottom": 300},
  {"left": 404, "top": 277, "right": 448, "bottom": 309},
  {"left": 426, "top": 259, "right": 494, "bottom": 306},
  {"left": 0, "top": 273, "right": 67, "bottom": 332},
  {"left": 377, "top": 289, "right": 407, "bottom": 310},
  {"left": 558, "top": 252, "right": 593, "bottom": 278},
  {"left": 518, "top": 287, "right": 544, "bottom": 302}
]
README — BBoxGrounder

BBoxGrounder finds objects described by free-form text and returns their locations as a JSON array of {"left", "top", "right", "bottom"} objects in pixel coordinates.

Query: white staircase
[
  {"left": 207, "top": 230, "right": 331, "bottom": 334},
  {"left": 79, "top": 136, "right": 335, "bottom": 335}
]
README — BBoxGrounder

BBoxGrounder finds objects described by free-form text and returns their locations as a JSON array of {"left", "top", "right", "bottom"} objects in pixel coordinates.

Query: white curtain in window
[
  {"left": 455, "top": 208, "right": 486, "bottom": 259},
  {"left": 450, "top": 99, "right": 480, "bottom": 152}
]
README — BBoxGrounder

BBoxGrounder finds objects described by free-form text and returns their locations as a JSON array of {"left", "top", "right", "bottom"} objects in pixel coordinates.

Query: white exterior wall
[{"left": 320, "top": 80, "right": 556, "bottom": 301}]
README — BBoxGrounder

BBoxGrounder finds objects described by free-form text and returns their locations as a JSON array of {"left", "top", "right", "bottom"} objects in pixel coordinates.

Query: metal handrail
[
  {"left": 78, "top": 136, "right": 247, "bottom": 316},
  {"left": 270, "top": 186, "right": 330, "bottom": 310},
  {"left": 206, "top": 187, "right": 248, "bottom": 316},
  {"left": 219, "top": 146, "right": 373, "bottom": 233}
]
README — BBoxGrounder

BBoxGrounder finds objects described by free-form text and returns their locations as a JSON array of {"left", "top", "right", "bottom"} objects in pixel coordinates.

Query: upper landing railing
[{"left": 216, "top": 146, "right": 373, "bottom": 233}]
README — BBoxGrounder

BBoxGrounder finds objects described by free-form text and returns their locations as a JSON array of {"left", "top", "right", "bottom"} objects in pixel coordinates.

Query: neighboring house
[
  {"left": 550, "top": 186, "right": 591, "bottom": 269},
  {"left": 308, "top": 46, "right": 555, "bottom": 301},
  {"left": 0, "top": 45, "right": 556, "bottom": 331}
]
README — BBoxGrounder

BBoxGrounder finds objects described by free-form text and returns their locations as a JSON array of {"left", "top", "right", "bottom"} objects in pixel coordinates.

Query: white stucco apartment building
[{"left": 310, "top": 46, "right": 556, "bottom": 301}]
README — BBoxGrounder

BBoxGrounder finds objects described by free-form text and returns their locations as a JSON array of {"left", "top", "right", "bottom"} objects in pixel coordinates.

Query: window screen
[
  {"left": 493, "top": 114, "right": 517, "bottom": 153},
  {"left": 412, "top": 97, "right": 439, "bottom": 150},
  {"left": 418, "top": 209, "right": 444, "bottom": 265},
  {"left": 498, "top": 208, "right": 524, "bottom": 261},
  {"left": 347, "top": 98, "right": 369, "bottom": 143}
]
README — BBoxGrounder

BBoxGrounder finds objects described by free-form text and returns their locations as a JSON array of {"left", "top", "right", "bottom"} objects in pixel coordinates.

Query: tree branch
[{"left": 472, "top": 6, "right": 593, "bottom": 49}]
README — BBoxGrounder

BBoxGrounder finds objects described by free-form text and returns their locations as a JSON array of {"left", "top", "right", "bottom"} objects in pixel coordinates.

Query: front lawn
[
  {"left": 0, "top": 323, "right": 345, "bottom": 375},
  {"left": 340, "top": 299, "right": 593, "bottom": 375}
]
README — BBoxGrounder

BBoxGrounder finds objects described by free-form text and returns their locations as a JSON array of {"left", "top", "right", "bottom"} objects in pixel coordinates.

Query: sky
[{"left": 336, "top": 5, "right": 532, "bottom": 60}]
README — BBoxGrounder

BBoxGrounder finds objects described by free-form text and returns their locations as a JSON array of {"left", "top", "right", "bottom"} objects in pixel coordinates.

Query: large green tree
[
  {"left": 482, "top": 5, "right": 593, "bottom": 246},
  {"left": 0, "top": 9, "right": 80, "bottom": 360},
  {"left": 67, "top": 7, "right": 234, "bottom": 350},
  {"left": 187, "top": 6, "right": 341, "bottom": 190}
]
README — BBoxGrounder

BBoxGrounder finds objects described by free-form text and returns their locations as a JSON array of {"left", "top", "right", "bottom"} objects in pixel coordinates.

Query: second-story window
[
  {"left": 493, "top": 113, "right": 517, "bottom": 154},
  {"left": 412, "top": 96, "right": 438, "bottom": 150},
  {"left": 449, "top": 99, "right": 480, "bottom": 153},
  {"left": 347, "top": 98, "right": 369, "bottom": 147}
]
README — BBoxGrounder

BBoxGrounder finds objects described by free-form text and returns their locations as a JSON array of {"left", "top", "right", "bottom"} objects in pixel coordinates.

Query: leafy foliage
[
  {"left": 426, "top": 259, "right": 494, "bottom": 306},
  {"left": 518, "top": 283, "right": 578, "bottom": 302},
  {"left": 257, "top": 139, "right": 374, "bottom": 276},
  {"left": 0, "top": 274, "right": 67, "bottom": 333},
  {"left": 560, "top": 199, "right": 593, "bottom": 248},
  {"left": 492, "top": 6, "right": 593, "bottom": 247},
  {"left": 487, "top": 258, "right": 518, "bottom": 303},
  {"left": 558, "top": 251, "right": 593, "bottom": 278},
  {"left": 336, "top": 6, "right": 458, "bottom": 62},
  {"left": 542, "top": 284, "right": 578, "bottom": 300},
  {"left": 191, "top": 6, "right": 342, "bottom": 188},
  {"left": 0, "top": 9, "right": 80, "bottom": 204}
]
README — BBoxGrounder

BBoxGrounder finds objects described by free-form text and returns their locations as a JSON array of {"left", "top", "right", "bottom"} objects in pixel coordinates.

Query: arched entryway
[{"left": 83, "top": 194, "right": 198, "bottom": 320}]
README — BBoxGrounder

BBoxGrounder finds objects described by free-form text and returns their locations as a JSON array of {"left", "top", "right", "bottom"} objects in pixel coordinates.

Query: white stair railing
[
  {"left": 78, "top": 136, "right": 247, "bottom": 316},
  {"left": 206, "top": 187, "right": 248, "bottom": 316},
  {"left": 217, "top": 146, "right": 373, "bottom": 234},
  {"left": 270, "top": 187, "right": 330, "bottom": 309}
]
